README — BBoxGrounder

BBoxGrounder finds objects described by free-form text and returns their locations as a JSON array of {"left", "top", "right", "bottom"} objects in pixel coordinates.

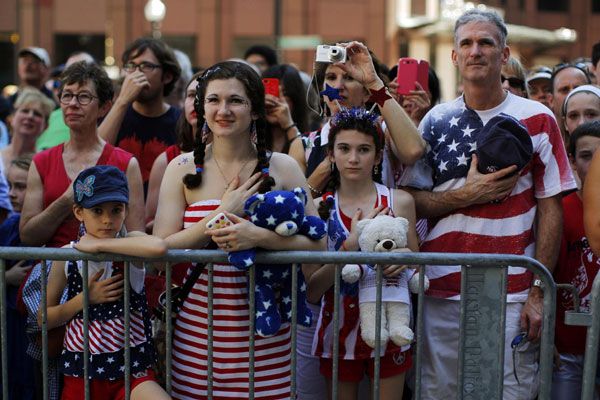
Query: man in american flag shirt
[{"left": 401, "top": 9, "right": 577, "bottom": 399}]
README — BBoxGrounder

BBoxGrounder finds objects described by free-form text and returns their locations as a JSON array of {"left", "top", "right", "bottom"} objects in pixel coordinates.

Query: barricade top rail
[{"left": 0, "top": 246, "right": 552, "bottom": 279}]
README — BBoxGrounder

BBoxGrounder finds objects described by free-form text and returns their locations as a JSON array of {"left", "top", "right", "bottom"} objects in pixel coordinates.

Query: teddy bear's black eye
[{"left": 376, "top": 239, "right": 380, "bottom": 243}]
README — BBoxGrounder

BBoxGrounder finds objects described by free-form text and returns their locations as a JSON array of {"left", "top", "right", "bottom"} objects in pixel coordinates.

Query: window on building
[
  {"left": 537, "top": 0, "right": 568, "bottom": 12},
  {"left": 54, "top": 34, "right": 105, "bottom": 66},
  {"left": 0, "top": 38, "right": 15, "bottom": 92},
  {"left": 233, "top": 37, "right": 278, "bottom": 61},
  {"left": 162, "top": 36, "right": 196, "bottom": 68}
]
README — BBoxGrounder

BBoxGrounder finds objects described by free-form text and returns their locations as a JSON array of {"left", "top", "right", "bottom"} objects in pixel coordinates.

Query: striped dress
[{"left": 171, "top": 200, "right": 292, "bottom": 400}]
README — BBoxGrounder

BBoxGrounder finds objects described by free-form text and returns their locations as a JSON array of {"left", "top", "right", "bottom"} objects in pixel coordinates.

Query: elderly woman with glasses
[
  {"left": 19, "top": 61, "right": 145, "bottom": 248},
  {"left": 501, "top": 56, "right": 527, "bottom": 98}
]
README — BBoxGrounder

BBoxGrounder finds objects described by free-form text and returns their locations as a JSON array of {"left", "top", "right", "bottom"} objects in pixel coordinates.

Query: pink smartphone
[
  {"left": 206, "top": 212, "right": 234, "bottom": 230},
  {"left": 262, "top": 78, "right": 280, "bottom": 98},
  {"left": 397, "top": 58, "right": 429, "bottom": 95}
]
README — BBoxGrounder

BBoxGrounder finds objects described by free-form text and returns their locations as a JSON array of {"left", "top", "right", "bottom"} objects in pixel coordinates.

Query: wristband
[
  {"left": 368, "top": 86, "right": 393, "bottom": 108},
  {"left": 307, "top": 182, "right": 322, "bottom": 196},
  {"left": 283, "top": 122, "right": 297, "bottom": 131}
]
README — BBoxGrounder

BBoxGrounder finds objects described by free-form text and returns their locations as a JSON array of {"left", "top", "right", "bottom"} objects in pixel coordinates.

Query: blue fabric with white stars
[
  {"left": 60, "top": 260, "right": 156, "bottom": 380},
  {"left": 228, "top": 187, "right": 327, "bottom": 337},
  {"left": 402, "top": 96, "right": 488, "bottom": 191}
]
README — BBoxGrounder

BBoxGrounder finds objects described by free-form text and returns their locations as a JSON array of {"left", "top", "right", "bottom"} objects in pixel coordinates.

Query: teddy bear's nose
[{"left": 382, "top": 239, "right": 394, "bottom": 250}]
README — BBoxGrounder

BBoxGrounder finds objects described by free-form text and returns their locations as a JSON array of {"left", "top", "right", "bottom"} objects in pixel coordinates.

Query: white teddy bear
[{"left": 341, "top": 215, "right": 429, "bottom": 348}]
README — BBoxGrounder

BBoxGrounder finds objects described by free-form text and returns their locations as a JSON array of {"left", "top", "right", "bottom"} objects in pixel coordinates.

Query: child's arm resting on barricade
[
  {"left": 39, "top": 257, "right": 124, "bottom": 330},
  {"left": 74, "top": 231, "right": 168, "bottom": 259}
]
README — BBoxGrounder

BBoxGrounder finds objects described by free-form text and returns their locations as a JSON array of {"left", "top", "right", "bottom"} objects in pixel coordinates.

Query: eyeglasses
[
  {"left": 123, "top": 62, "right": 162, "bottom": 73},
  {"left": 501, "top": 75, "right": 525, "bottom": 90},
  {"left": 551, "top": 62, "right": 591, "bottom": 81},
  {"left": 59, "top": 92, "right": 98, "bottom": 106},
  {"left": 511, "top": 333, "right": 528, "bottom": 384}
]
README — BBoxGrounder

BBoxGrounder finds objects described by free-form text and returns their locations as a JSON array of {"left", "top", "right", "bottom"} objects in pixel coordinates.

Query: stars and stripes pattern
[
  {"left": 61, "top": 260, "right": 156, "bottom": 380},
  {"left": 402, "top": 93, "right": 577, "bottom": 301},
  {"left": 423, "top": 102, "right": 482, "bottom": 189},
  {"left": 171, "top": 200, "right": 291, "bottom": 400}
]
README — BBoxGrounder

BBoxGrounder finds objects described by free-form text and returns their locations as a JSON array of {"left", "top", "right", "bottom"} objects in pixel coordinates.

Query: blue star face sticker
[{"left": 320, "top": 83, "right": 342, "bottom": 101}]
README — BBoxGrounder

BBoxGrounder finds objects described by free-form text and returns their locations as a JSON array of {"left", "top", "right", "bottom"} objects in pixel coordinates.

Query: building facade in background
[{"left": 0, "top": 0, "right": 598, "bottom": 101}]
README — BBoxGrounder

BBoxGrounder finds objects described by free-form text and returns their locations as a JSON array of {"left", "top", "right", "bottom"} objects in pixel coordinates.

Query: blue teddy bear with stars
[{"left": 228, "top": 187, "right": 327, "bottom": 337}]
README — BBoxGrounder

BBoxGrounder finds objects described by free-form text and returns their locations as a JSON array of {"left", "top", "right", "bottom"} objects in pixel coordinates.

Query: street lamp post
[{"left": 144, "top": 0, "right": 166, "bottom": 39}]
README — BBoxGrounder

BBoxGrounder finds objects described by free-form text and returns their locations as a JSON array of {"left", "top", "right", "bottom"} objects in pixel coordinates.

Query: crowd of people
[{"left": 1, "top": 7, "right": 600, "bottom": 400}]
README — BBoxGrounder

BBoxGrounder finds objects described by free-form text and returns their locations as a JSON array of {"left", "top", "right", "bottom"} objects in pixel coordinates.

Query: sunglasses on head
[
  {"left": 501, "top": 75, "right": 525, "bottom": 90},
  {"left": 551, "top": 62, "right": 591, "bottom": 81}
]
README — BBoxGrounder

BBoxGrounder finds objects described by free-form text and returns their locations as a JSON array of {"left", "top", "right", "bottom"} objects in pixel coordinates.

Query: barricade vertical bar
[
  {"left": 165, "top": 261, "right": 173, "bottom": 394},
  {"left": 457, "top": 265, "right": 468, "bottom": 400},
  {"left": 0, "top": 259, "right": 8, "bottom": 400},
  {"left": 290, "top": 263, "right": 298, "bottom": 399},
  {"left": 582, "top": 272, "right": 600, "bottom": 400},
  {"left": 40, "top": 259, "right": 49, "bottom": 400},
  {"left": 124, "top": 261, "right": 131, "bottom": 400},
  {"left": 332, "top": 264, "right": 341, "bottom": 400},
  {"left": 414, "top": 266, "right": 425, "bottom": 400},
  {"left": 538, "top": 284, "right": 556, "bottom": 400},
  {"left": 457, "top": 264, "right": 507, "bottom": 400},
  {"left": 82, "top": 260, "right": 90, "bottom": 400},
  {"left": 249, "top": 265, "right": 255, "bottom": 400},
  {"left": 373, "top": 264, "right": 382, "bottom": 399},
  {"left": 207, "top": 262, "right": 214, "bottom": 399}
]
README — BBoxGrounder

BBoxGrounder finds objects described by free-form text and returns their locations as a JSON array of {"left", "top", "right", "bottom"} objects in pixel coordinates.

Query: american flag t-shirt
[{"left": 401, "top": 93, "right": 577, "bottom": 301}]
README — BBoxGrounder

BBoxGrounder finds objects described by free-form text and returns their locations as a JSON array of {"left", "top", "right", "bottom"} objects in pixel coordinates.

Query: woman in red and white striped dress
[{"left": 154, "top": 61, "right": 325, "bottom": 400}]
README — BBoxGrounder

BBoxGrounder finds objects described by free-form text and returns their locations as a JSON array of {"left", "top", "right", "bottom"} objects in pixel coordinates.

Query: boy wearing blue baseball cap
[{"left": 40, "top": 165, "right": 170, "bottom": 400}]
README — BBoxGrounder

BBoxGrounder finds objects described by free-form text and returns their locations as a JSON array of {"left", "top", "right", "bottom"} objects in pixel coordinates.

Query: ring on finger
[{"left": 225, "top": 241, "right": 232, "bottom": 249}]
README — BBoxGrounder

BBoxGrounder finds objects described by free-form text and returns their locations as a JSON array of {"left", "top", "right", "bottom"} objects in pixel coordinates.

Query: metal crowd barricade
[
  {"left": 0, "top": 247, "right": 556, "bottom": 400},
  {"left": 569, "top": 271, "right": 600, "bottom": 400}
]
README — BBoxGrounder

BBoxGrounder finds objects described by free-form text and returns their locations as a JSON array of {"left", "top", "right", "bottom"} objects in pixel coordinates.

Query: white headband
[{"left": 563, "top": 84, "right": 600, "bottom": 116}]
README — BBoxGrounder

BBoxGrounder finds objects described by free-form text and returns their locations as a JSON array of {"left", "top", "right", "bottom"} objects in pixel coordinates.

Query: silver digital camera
[{"left": 315, "top": 45, "right": 347, "bottom": 64}]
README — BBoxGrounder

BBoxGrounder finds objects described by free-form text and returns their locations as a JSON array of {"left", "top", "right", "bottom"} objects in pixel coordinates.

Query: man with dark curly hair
[{"left": 99, "top": 37, "right": 182, "bottom": 194}]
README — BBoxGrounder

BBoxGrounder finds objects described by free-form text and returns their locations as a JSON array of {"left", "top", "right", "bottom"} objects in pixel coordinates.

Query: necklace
[{"left": 211, "top": 147, "right": 256, "bottom": 189}]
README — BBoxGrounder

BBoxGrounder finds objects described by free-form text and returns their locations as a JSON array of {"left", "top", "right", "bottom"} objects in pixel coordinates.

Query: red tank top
[
  {"left": 164, "top": 144, "right": 181, "bottom": 164},
  {"left": 33, "top": 143, "right": 133, "bottom": 248}
]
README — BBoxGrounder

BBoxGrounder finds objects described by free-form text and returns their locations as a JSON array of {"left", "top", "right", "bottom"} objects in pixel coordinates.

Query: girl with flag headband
[
  {"left": 153, "top": 61, "right": 325, "bottom": 399},
  {"left": 302, "top": 106, "right": 420, "bottom": 399}
]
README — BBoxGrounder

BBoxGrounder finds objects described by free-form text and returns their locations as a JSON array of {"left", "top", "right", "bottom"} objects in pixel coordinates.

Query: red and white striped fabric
[
  {"left": 64, "top": 311, "right": 147, "bottom": 354},
  {"left": 171, "top": 200, "right": 292, "bottom": 400},
  {"left": 404, "top": 93, "right": 577, "bottom": 302}
]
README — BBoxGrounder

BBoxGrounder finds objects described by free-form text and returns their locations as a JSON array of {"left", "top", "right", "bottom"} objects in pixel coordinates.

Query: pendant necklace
[{"left": 211, "top": 147, "right": 256, "bottom": 189}]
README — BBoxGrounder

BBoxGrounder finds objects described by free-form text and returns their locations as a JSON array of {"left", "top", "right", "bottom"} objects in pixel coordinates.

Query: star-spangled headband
[
  {"left": 200, "top": 66, "right": 221, "bottom": 82},
  {"left": 331, "top": 106, "right": 379, "bottom": 128},
  {"left": 195, "top": 66, "right": 223, "bottom": 104}
]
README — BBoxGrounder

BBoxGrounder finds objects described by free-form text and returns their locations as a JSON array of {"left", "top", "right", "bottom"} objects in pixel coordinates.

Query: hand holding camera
[{"left": 315, "top": 41, "right": 383, "bottom": 90}]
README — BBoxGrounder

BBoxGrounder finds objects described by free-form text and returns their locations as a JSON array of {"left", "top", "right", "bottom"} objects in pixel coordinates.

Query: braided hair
[
  {"left": 317, "top": 107, "right": 384, "bottom": 221},
  {"left": 183, "top": 61, "right": 275, "bottom": 193}
]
